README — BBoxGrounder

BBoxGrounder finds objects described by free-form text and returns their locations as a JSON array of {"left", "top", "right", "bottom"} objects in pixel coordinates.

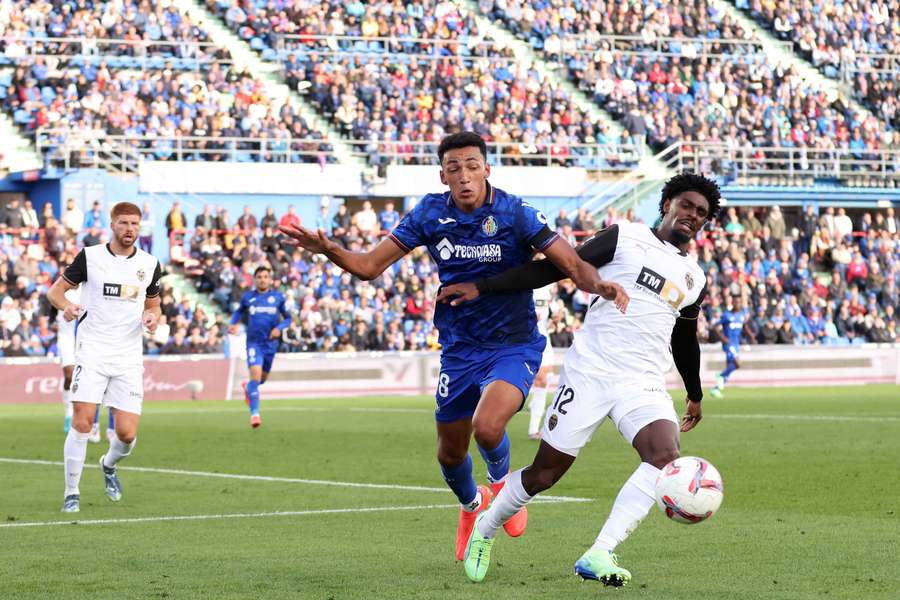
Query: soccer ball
[{"left": 655, "top": 456, "right": 724, "bottom": 524}]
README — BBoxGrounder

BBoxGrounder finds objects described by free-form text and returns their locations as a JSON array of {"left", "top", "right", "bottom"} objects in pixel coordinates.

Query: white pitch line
[
  {"left": 0, "top": 503, "right": 462, "bottom": 529},
  {"left": 0, "top": 458, "right": 592, "bottom": 503},
  {"left": 714, "top": 413, "right": 900, "bottom": 423}
]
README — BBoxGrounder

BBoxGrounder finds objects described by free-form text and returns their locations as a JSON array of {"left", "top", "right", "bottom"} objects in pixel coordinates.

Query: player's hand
[
  {"left": 269, "top": 328, "right": 281, "bottom": 340},
  {"left": 594, "top": 280, "right": 629, "bottom": 313},
  {"left": 278, "top": 224, "right": 338, "bottom": 255},
  {"left": 142, "top": 310, "right": 158, "bottom": 334},
  {"left": 228, "top": 324, "right": 239, "bottom": 335},
  {"left": 573, "top": 261, "right": 629, "bottom": 313},
  {"left": 680, "top": 399, "right": 702, "bottom": 432},
  {"left": 63, "top": 304, "right": 84, "bottom": 322},
  {"left": 435, "top": 282, "right": 479, "bottom": 306}
]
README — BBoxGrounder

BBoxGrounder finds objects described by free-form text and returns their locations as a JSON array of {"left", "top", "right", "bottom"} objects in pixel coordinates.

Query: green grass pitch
[{"left": 1, "top": 385, "right": 898, "bottom": 599}]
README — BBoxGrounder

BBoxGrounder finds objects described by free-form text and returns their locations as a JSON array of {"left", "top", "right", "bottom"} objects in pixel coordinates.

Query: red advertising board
[{"left": 0, "top": 358, "right": 231, "bottom": 404}]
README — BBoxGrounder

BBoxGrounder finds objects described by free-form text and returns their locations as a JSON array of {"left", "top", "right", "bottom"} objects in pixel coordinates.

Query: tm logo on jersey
[
  {"left": 436, "top": 237, "right": 502, "bottom": 262},
  {"left": 103, "top": 283, "right": 139, "bottom": 301},
  {"left": 635, "top": 266, "right": 685, "bottom": 309}
]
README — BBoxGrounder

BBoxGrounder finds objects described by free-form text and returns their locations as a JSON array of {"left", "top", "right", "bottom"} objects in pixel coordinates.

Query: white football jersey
[
  {"left": 62, "top": 244, "right": 162, "bottom": 370},
  {"left": 567, "top": 222, "right": 706, "bottom": 383},
  {"left": 533, "top": 284, "right": 553, "bottom": 336}
]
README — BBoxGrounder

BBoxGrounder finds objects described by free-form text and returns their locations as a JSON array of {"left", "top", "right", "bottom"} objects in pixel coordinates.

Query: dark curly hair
[{"left": 658, "top": 172, "right": 722, "bottom": 221}]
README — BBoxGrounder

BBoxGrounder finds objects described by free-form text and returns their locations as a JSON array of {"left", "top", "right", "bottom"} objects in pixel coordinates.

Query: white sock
[
  {"left": 64, "top": 428, "right": 90, "bottom": 496},
  {"left": 477, "top": 469, "right": 533, "bottom": 539},
  {"left": 461, "top": 489, "right": 484, "bottom": 513},
  {"left": 591, "top": 462, "right": 661, "bottom": 553},
  {"left": 63, "top": 391, "right": 73, "bottom": 419},
  {"left": 528, "top": 386, "right": 548, "bottom": 435},
  {"left": 102, "top": 434, "right": 136, "bottom": 469}
]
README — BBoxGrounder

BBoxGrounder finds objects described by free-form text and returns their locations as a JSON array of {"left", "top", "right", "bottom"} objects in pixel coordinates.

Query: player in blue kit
[
  {"left": 280, "top": 131, "right": 628, "bottom": 560},
  {"left": 710, "top": 299, "right": 747, "bottom": 398},
  {"left": 228, "top": 266, "right": 290, "bottom": 428}
]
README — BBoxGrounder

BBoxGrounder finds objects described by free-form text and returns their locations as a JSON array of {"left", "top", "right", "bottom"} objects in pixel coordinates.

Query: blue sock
[
  {"left": 93, "top": 408, "right": 100, "bottom": 426},
  {"left": 721, "top": 362, "right": 737, "bottom": 381},
  {"left": 108, "top": 410, "right": 114, "bottom": 430},
  {"left": 440, "top": 454, "right": 478, "bottom": 506},
  {"left": 477, "top": 433, "right": 511, "bottom": 483},
  {"left": 248, "top": 380, "right": 261, "bottom": 416}
]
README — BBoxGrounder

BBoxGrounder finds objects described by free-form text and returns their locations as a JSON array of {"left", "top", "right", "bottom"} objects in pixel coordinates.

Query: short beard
[{"left": 670, "top": 228, "right": 692, "bottom": 245}]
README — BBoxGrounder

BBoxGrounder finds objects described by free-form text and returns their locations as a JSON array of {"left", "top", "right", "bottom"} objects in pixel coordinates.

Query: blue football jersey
[
  {"left": 720, "top": 310, "right": 746, "bottom": 346},
  {"left": 231, "top": 289, "right": 291, "bottom": 348},
  {"left": 390, "top": 183, "right": 558, "bottom": 349}
]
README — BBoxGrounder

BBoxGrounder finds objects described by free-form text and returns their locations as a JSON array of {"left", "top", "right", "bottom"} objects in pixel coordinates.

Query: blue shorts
[
  {"left": 247, "top": 344, "right": 276, "bottom": 373},
  {"left": 434, "top": 338, "right": 545, "bottom": 423},
  {"left": 724, "top": 344, "right": 739, "bottom": 364}
]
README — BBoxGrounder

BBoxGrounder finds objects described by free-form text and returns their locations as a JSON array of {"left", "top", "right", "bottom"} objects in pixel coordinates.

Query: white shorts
[
  {"left": 541, "top": 340, "right": 555, "bottom": 369},
  {"left": 541, "top": 365, "right": 678, "bottom": 457},
  {"left": 57, "top": 320, "right": 76, "bottom": 367},
  {"left": 70, "top": 363, "right": 144, "bottom": 415}
]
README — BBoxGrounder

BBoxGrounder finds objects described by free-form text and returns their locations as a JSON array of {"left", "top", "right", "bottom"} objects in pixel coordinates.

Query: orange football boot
[{"left": 455, "top": 485, "right": 492, "bottom": 560}]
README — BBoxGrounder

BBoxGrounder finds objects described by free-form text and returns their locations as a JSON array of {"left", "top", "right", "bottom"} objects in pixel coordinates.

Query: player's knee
[
  {"left": 71, "top": 417, "right": 93, "bottom": 434},
  {"left": 647, "top": 447, "right": 680, "bottom": 470},
  {"left": 471, "top": 420, "right": 504, "bottom": 451},
  {"left": 436, "top": 446, "right": 467, "bottom": 467}
]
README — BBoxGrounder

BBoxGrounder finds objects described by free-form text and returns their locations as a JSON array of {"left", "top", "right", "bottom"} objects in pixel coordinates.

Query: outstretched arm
[
  {"left": 672, "top": 286, "right": 707, "bottom": 432},
  {"left": 436, "top": 225, "right": 623, "bottom": 305},
  {"left": 279, "top": 224, "right": 407, "bottom": 280}
]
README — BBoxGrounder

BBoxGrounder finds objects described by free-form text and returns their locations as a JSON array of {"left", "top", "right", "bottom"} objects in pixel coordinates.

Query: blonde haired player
[
  {"left": 48, "top": 202, "right": 162, "bottom": 513},
  {"left": 526, "top": 284, "right": 556, "bottom": 439}
]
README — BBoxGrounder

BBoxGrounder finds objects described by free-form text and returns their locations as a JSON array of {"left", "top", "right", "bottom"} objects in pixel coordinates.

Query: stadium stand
[
  {"left": 477, "top": 0, "right": 892, "bottom": 161},
  {"left": 735, "top": 0, "right": 899, "bottom": 131}
]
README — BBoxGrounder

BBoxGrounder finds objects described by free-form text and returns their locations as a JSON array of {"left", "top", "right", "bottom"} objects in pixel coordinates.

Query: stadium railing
[
  {"left": 34, "top": 128, "right": 642, "bottom": 170},
  {"left": 0, "top": 37, "right": 229, "bottom": 68},
  {"left": 272, "top": 33, "right": 791, "bottom": 55},
  {"left": 675, "top": 142, "right": 900, "bottom": 186}
]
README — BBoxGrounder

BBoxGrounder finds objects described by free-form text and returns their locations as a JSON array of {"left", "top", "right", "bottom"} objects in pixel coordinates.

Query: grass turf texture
[{"left": 1, "top": 385, "right": 898, "bottom": 600}]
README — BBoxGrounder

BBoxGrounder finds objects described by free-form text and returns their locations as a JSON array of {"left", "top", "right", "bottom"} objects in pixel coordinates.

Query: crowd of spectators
[
  {"left": 202, "top": 0, "right": 639, "bottom": 166},
  {"left": 738, "top": 0, "right": 899, "bottom": 131},
  {"left": 0, "top": 61, "right": 333, "bottom": 164},
  {"left": 477, "top": 0, "right": 895, "bottom": 161},
  {"left": 284, "top": 52, "right": 636, "bottom": 168},
  {"left": 0, "top": 0, "right": 226, "bottom": 61},
  {"left": 0, "top": 197, "right": 897, "bottom": 359},
  {"left": 166, "top": 199, "right": 898, "bottom": 356},
  {"left": 2, "top": 0, "right": 894, "bottom": 171},
  {"left": 207, "top": 0, "right": 491, "bottom": 57}
]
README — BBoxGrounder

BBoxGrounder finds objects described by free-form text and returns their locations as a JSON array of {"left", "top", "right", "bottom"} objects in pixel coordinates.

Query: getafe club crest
[
  {"left": 685, "top": 272, "right": 694, "bottom": 290},
  {"left": 482, "top": 215, "right": 498, "bottom": 237},
  {"left": 136, "top": 269, "right": 146, "bottom": 282}
]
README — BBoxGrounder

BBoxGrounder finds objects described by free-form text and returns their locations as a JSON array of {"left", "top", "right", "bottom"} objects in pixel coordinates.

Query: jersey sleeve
[
  {"left": 62, "top": 250, "right": 87, "bottom": 285},
  {"left": 671, "top": 316, "right": 703, "bottom": 402},
  {"left": 388, "top": 199, "right": 427, "bottom": 252},
  {"left": 475, "top": 225, "right": 620, "bottom": 294},
  {"left": 230, "top": 294, "right": 247, "bottom": 325},
  {"left": 516, "top": 200, "right": 557, "bottom": 251},
  {"left": 276, "top": 294, "right": 291, "bottom": 330},
  {"left": 679, "top": 284, "right": 707, "bottom": 320},
  {"left": 145, "top": 261, "right": 163, "bottom": 298},
  {"left": 577, "top": 225, "right": 619, "bottom": 267}
]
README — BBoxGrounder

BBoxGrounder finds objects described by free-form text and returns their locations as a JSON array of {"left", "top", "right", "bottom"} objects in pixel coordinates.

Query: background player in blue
[
  {"left": 710, "top": 297, "right": 747, "bottom": 398},
  {"left": 280, "top": 131, "right": 627, "bottom": 560},
  {"left": 228, "top": 266, "right": 290, "bottom": 428}
]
